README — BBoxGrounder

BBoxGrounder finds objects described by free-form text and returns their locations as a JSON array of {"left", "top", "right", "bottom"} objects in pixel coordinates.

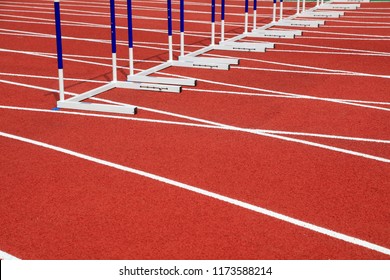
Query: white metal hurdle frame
[
  {"left": 55, "top": 0, "right": 141, "bottom": 114},
  {"left": 126, "top": 0, "right": 238, "bottom": 77},
  {"left": 127, "top": 0, "right": 247, "bottom": 89},
  {"left": 126, "top": 0, "right": 202, "bottom": 88},
  {"left": 55, "top": 0, "right": 201, "bottom": 115}
]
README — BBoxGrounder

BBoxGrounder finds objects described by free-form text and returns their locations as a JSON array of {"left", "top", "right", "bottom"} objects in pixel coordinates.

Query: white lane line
[
  {"left": 1, "top": 104, "right": 390, "bottom": 144},
  {"left": 205, "top": 53, "right": 390, "bottom": 79},
  {"left": 1, "top": 130, "right": 390, "bottom": 257},
  {"left": 270, "top": 49, "right": 390, "bottom": 57},
  {"left": 245, "top": 40, "right": 390, "bottom": 56},
  {"left": 205, "top": 52, "right": 387, "bottom": 75},
  {"left": 164, "top": 72, "right": 390, "bottom": 112},
  {"left": 324, "top": 19, "right": 390, "bottom": 26},
  {"left": 1, "top": 78, "right": 390, "bottom": 164},
  {"left": 301, "top": 36, "right": 390, "bottom": 41},
  {"left": 2, "top": 48, "right": 390, "bottom": 113},
  {"left": 0, "top": 250, "right": 20, "bottom": 260},
  {"left": 3, "top": 71, "right": 389, "bottom": 107},
  {"left": 299, "top": 29, "right": 390, "bottom": 39},
  {"left": 232, "top": 65, "right": 390, "bottom": 78},
  {"left": 2, "top": 54, "right": 390, "bottom": 112},
  {"left": 186, "top": 88, "right": 390, "bottom": 106}
]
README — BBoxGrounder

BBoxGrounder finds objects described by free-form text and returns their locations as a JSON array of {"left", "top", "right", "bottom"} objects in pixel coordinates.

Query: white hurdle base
[
  {"left": 173, "top": 56, "right": 239, "bottom": 70},
  {"left": 179, "top": 56, "right": 239, "bottom": 65},
  {"left": 276, "top": 19, "right": 325, "bottom": 28},
  {"left": 320, "top": 4, "right": 360, "bottom": 9},
  {"left": 249, "top": 29, "right": 303, "bottom": 39},
  {"left": 301, "top": 11, "right": 345, "bottom": 18},
  {"left": 172, "top": 60, "right": 230, "bottom": 70},
  {"left": 127, "top": 75, "right": 196, "bottom": 87},
  {"left": 215, "top": 42, "right": 275, "bottom": 52},
  {"left": 57, "top": 101, "right": 137, "bottom": 115},
  {"left": 117, "top": 81, "right": 181, "bottom": 93},
  {"left": 57, "top": 82, "right": 138, "bottom": 115}
]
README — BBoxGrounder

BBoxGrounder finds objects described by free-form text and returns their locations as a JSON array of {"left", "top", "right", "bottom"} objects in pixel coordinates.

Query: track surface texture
[{"left": 0, "top": 0, "right": 389, "bottom": 260}]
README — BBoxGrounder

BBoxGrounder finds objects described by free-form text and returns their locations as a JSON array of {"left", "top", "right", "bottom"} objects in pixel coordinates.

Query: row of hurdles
[{"left": 53, "top": 0, "right": 369, "bottom": 115}]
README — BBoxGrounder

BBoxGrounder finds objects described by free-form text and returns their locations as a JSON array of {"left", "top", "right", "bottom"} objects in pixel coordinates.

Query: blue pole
[
  {"left": 254, "top": 0, "right": 257, "bottom": 11},
  {"left": 167, "top": 0, "right": 173, "bottom": 36},
  {"left": 127, "top": 0, "right": 133, "bottom": 48},
  {"left": 245, "top": 0, "right": 249, "bottom": 13},
  {"left": 54, "top": 1, "right": 63, "bottom": 70},
  {"left": 180, "top": 0, "right": 184, "bottom": 33},
  {"left": 110, "top": 0, "right": 116, "bottom": 54},
  {"left": 180, "top": 0, "right": 185, "bottom": 56},
  {"left": 221, "top": 0, "right": 225, "bottom": 21},
  {"left": 211, "top": 0, "right": 215, "bottom": 23}
]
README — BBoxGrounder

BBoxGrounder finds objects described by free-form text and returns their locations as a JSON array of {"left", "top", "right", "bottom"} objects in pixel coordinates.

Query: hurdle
[
  {"left": 55, "top": 0, "right": 138, "bottom": 114},
  {"left": 215, "top": 0, "right": 276, "bottom": 52},
  {"left": 276, "top": 0, "right": 326, "bottom": 29},
  {"left": 249, "top": 1, "right": 303, "bottom": 38},
  {"left": 126, "top": 0, "right": 197, "bottom": 87},
  {"left": 176, "top": 0, "right": 237, "bottom": 70}
]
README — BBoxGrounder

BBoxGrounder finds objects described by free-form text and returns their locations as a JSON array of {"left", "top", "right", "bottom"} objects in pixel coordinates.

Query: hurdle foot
[
  {"left": 127, "top": 75, "right": 196, "bottom": 87},
  {"left": 249, "top": 30, "right": 303, "bottom": 39},
  {"left": 215, "top": 42, "right": 274, "bottom": 52}
]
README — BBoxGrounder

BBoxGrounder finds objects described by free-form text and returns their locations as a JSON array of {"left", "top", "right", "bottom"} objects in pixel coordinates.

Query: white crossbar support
[
  {"left": 127, "top": 75, "right": 196, "bottom": 86},
  {"left": 249, "top": 29, "right": 302, "bottom": 39},
  {"left": 179, "top": 56, "right": 239, "bottom": 65},
  {"left": 172, "top": 61, "right": 230, "bottom": 70},
  {"left": 276, "top": 19, "right": 325, "bottom": 27},
  {"left": 66, "top": 83, "right": 115, "bottom": 103},
  {"left": 116, "top": 81, "right": 181, "bottom": 93},
  {"left": 57, "top": 101, "right": 137, "bottom": 115},
  {"left": 69, "top": 84, "right": 115, "bottom": 103},
  {"left": 297, "top": 0, "right": 300, "bottom": 14},
  {"left": 216, "top": 42, "right": 274, "bottom": 52},
  {"left": 303, "top": 0, "right": 306, "bottom": 12},
  {"left": 321, "top": 4, "right": 360, "bottom": 9},
  {"left": 302, "top": 11, "right": 344, "bottom": 18}
]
